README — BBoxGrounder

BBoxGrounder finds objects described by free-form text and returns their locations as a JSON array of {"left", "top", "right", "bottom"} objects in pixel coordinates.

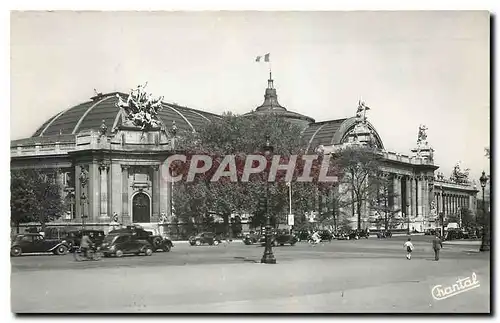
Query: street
[{"left": 11, "top": 236, "right": 490, "bottom": 313}]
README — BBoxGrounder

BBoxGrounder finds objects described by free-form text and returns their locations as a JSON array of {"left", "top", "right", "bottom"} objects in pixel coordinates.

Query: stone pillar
[
  {"left": 406, "top": 177, "right": 413, "bottom": 217},
  {"left": 393, "top": 175, "right": 400, "bottom": 211},
  {"left": 121, "top": 165, "right": 130, "bottom": 224},
  {"left": 422, "top": 177, "right": 428, "bottom": 219},
  {"left": 99, "top": 163, "right": 109, "bottom": 220},
  {"left": 89, "top": 162, "right": 100, "bottom": 221},
  {"left": 416, "top": 177, "right": 422, "bottom": 217},
  {"left": 152, "top": 165, "right": 160, "bottom": 222},
  {"left": 75, "top": 165, "right": 82, "bottom": 219}
]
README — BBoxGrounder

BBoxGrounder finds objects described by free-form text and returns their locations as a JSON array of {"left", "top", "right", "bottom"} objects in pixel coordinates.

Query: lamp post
[
  {"left": 479, "top": 171, "right": 490, "bottom": 251},
  {"left": 261, "top": 135, "right": 276, "bottom": 264}
]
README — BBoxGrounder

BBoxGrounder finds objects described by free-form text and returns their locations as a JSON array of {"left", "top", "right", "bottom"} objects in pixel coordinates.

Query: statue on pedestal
[
  {"left": 450, "top": 161, "right": 470, "bottom": 184},
  {"left": 116, "top": 83, "right": 164, "bottom": 131},
  {"left": 417, "top": 124, "right": 428, "bottom": 146},
  {"left": 355, "top": 100, "right": 371, "bottom": 123}
]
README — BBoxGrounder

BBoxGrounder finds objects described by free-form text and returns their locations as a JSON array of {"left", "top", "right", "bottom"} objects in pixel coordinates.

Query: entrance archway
[{"left": 132, "top": 192, "right": 151, "bottom": 223}]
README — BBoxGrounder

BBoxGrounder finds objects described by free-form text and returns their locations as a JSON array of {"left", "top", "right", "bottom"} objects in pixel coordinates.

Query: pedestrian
[
  {"left": 403, "top": 238, "right": 414, "bottom": 260},
  {"left": 432, "top": 234, "right": 443, "bottom": 261}
]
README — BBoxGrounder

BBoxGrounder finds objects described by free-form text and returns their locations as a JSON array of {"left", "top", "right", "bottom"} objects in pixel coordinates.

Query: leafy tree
[
  {"left": 370, "top": 176, "right": 402, "bottom": 230},
  {"left": 11, "top": 169, "right": 65, "bottom": 232},
  {"left": 460, "top": 208, "right": 475, "bottom": 230},
  {"left": 333, "top": 146, "right": 384, "bottom": 230},
  {"left": 171, "top": 113, "right": 339, "bottom": 237}
]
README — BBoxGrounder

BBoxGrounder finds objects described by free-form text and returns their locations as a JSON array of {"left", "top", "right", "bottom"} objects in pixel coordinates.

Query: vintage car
[
  {"left": 64, "top": 230, "right": 106, "bottom": 252},
  {"left": 11, "top": 233, "right": 70, "bottom": 257},
  {"left": 259, "top": 231, "right": 298, "bottom": 246},
  {"left": 100, "top": 233, "right": 154, "bottom": 257},
  {"left": 243, "top": 231, "right": 261, "bottom": 245},
  {"left": 109, "top": 226, "right": 173, "bottom": 252},
  {"left": 189, "top": 232, "right": 222, "bottom": 246},
  {"left": 319, "top": 230, "right": 335, "bottom": 242},
  {"left": 376, "top": 230, "right": 393, "bottom": 239}
]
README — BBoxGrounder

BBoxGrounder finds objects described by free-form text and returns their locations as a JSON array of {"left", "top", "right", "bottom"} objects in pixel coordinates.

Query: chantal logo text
[{"left": 431, "top": 272, "right": 480, "bottom": 300}]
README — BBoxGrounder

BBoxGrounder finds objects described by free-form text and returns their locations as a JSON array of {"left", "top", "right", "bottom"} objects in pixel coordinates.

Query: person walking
[
  {"left": 432, "top": 234, "right": 443, "bottom": 261},
  {"left": 403, "top": 238, "right": 414, "bottom": 260}
]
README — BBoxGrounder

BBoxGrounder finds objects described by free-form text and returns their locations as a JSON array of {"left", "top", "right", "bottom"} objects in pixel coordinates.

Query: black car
[
  {"left": 319, "top": 230, "right": 334, "bottom": 242},
  {"left": 64, "top": 230, "right": 106, "bottom": 251},
  {"left": 295, "top": 230, "right": 311, "bottom": 242},
  {"left": 259, "top": 231, "right": 298, "bottom": 246},
  {"left": 424, "top": 229, "right": 437, "bottom": 236},
  {"left": 109, "top": 226, "right": 173, "bottom": 252},
  {"left": 376, "top": 230, "right": 392, "bottom": 239},
  {"left": 100, "top": 233, "right": 154, "bottom": 257},
  {"left": 189, "top": 232, "right": 222, "bottom": 246},
  {"left": 11, "top": 234, "right": 70, "bottom": 257},
  {"left": 243, "top": 231, "right": 261, "bottom": 245}
]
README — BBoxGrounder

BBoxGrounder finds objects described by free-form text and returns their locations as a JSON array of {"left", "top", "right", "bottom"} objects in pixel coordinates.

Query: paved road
[{"left": 11, "top": 237, "right": 490, "bottom": 313}]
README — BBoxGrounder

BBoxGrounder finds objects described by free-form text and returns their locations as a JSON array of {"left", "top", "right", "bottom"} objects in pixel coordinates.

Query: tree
[
  {"left": 370, "top": 176, "right": 402, "bottom": 230},
  {"left": 11, "top": 169, "right": 65, "bottom": 232},
  {"left": 171, "top": 113, "right": 339, "bottom": 236},
  {"left": 333, "top": 145, "right": 384, "bottom": 230},
  {"left": 460, "top": 208, "right": 475, "bottom": 230}
]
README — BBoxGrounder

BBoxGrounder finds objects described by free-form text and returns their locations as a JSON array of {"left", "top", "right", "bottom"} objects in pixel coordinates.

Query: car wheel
[
  {"left": 55, "top": 245, "right": 68, "bottom": 255},
  {"left": 195, "top": 240, "right": 201, "bottom": 246},
  {"left": 291, "top": 242, "right": 296, "bottom": 246},
  {"left": 213, "top": 240, "right": 220, "bottom": 246},
  {"left": 11, "top": 247, "right": 22, "bottom": 257},
  {"left": 115, "top": 249, "right": 124, "bottom": 257},
  {"left": 145, "top": 248, "right": 153, "bottom": 256},
  {"left": 164, "top": 245, "right": 171, "bottom": 252}
]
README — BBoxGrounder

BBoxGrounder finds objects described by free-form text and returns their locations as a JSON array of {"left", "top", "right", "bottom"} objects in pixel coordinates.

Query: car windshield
[{"left": 103, "top": 234, "right": 119, "bottom": 243}]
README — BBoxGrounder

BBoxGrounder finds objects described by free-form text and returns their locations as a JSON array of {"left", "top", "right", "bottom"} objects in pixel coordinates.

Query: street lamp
[
  {"left": 79, "top": 166, "right": 89, "bottom": 230},
  {"left": 261, "top": 135, "right": 276, "bottom": 264},
  {"left": 479, "top": 171, "right": 490, "bottom": 251}
]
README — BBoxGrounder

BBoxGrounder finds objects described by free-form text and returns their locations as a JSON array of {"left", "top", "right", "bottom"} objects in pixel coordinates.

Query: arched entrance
[{"left": 132, "top": 192, "right": 151, "bottom": 223}]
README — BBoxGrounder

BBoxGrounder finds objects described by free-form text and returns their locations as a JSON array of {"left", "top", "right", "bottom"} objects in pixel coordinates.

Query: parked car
[
  {"left": 259, "top": 230, "right": 298, "bottom": 246},
  {"left": 295, "top": 230, "right": 310, "bottom": 242},
  {"left": 376, "top": 230, "right": 392, "bottom": 239},
  {"left": 100, "top": 233, "right": 154, "bottom": 257},
  {"left": 318, "top": 230, "right": 334, "bottom": 242},
  {"left": 356, "top": 229, "right": 370, "bottom": 239},
  {"left": 64, "top": 230, "right": 106, "bottom": 252},
  {"left": 109, "top": 226, "right": 173, "bottom": 252},
  {"left": 11, "top": 233, "right": 70, "bottom": 257},
  {"left": 243, "top": 231, "right": 261, "bottom": 245},
  {"left": 335, "top": 231, "right": 349, "bottom": 240},
  {"left": 189, "top": 232, "right": 222, "bottom": 246},
  {"left": 424, "top": 229, "right": 437, "bottom": 236}
]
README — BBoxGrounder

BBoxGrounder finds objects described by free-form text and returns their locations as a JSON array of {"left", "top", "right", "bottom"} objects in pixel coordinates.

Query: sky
[{"left": 10, "top": 11, "right": 490, "bottom": 181}]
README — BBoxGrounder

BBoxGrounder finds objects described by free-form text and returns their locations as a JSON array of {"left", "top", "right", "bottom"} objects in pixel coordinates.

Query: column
[
  {"left": 411, "top": 177, "right": 417, "bottom": 217},
  {"left": 406, "top": 176, "right": 411, "bottom": 217},
  {"left": 99, "top": 163, "right": 109, "bottom": 219},
  {"left": 121, "top": 165, "right": 130, "bottom": 224},
  {"left": 89, "top": 162, "right": 100, "bottom": 221},
  {"left": 416, "top": 177, "right": 422, "bottom": 217},
  {"left": 152, "top": 165, "right": 160, "bottom": 221},
  {"left": 421, "top": 177, "right": 428, "bottom": 229},
  {"left": 75, "top": 165, "right": 82, "bottom": 219},
  {"left": 393, "top": 175, "right": 400, "bottom": 211}
]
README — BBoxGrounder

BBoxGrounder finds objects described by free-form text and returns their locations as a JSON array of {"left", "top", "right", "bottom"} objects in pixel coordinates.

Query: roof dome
[
  {"left": 244, "top": 73, "right": 315, "bottom": 127},
  {"left": 31, "top": 91, "right": 220, "bottom": 138}
]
